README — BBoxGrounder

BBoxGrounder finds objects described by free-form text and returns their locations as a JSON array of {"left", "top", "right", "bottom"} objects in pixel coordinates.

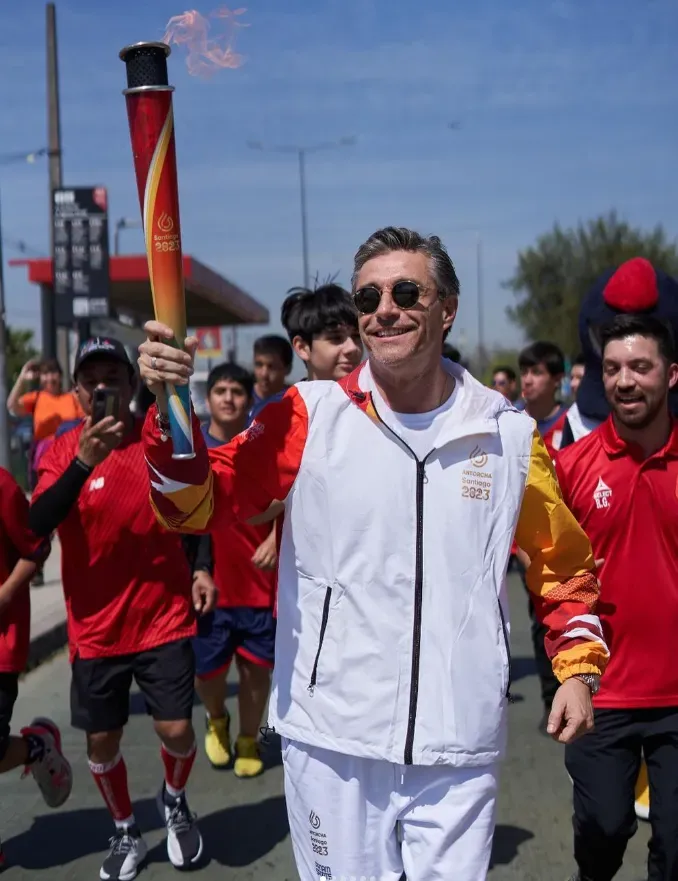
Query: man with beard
[{"left": 556, "top": 314, "right": 678, "bottom": 881}]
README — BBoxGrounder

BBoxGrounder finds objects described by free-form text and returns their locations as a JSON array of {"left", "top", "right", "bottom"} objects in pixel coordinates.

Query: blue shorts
[{"left": 194, "top": 607, "right": 276, "bottom": 680}]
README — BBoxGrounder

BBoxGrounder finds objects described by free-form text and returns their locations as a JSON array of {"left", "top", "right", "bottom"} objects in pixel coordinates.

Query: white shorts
[{"left": 282, "top": 738, "right": 498, "bottom": 881}]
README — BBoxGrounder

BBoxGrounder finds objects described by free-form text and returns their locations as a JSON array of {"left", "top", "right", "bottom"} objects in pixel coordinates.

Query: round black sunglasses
[{"left": 353, "top": 280, "right": 427, "bottom": 315}]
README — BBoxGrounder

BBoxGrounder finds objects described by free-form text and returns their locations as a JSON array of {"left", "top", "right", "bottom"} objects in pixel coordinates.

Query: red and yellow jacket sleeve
[
  {"left": 514, "top": 428, "right": 609, "bottom": 682},
  {"left": 142, "top": 387, "right": 309, "bottom": 534}
]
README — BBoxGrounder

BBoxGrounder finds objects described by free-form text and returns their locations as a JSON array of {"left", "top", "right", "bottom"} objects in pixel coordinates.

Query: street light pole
[
  {"left": 476, "top": 235, "right": 485, "bottom": 376},
  {"left": 114, "top": 218, "right": 143, "bottom": 255},
  {"left": 297, "top": 150, "right": 310, "bottom": 288},
  {"left": 248, "top": 136, "right": 355, "bottom": 287}
]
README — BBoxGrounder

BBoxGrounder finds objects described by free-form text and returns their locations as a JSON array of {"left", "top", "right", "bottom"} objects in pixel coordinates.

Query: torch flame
[{"left": 163, "top": 7, "right": 249, "bottom": 77}]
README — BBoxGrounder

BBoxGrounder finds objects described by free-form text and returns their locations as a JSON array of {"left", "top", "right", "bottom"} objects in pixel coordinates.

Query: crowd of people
[{"left": 0, "top": 229, "right": 675, "bottom": 881}]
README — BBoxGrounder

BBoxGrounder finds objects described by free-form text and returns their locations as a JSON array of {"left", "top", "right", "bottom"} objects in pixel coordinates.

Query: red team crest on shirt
[{"left": 593, "top": 476, "right": 612, "bottom": 509}]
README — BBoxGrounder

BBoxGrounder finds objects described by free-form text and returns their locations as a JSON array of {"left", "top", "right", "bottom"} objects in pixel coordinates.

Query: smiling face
[
  {"left": 294, "top": 325, "right": 363, "bottom": 381},
  {"left": 207, "top": 377, "right": 251, "bottom": 434},
  {"left": 355, "top": 250, "right": 457, "bottom": 371},
  {"left": 603, "top": 334, "right": 678, "bottom": 430}
]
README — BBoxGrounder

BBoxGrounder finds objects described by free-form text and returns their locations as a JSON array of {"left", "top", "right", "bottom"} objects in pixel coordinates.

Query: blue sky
[{"left": 1, "top": 0, "right": 677, "bottom": 363}]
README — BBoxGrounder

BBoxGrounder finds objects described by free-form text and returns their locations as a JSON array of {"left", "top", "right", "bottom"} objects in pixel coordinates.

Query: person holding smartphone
[{"left": 28, "top": 337, "right": 215, "bottom": 881}]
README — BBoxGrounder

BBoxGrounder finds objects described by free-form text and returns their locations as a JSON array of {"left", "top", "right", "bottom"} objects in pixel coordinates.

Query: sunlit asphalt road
[{"left": 0, "top": 572, "right": 650, "bottom": 880}]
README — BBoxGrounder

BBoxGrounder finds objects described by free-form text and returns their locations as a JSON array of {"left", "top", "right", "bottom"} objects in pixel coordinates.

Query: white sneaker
[
  {"left": 157, "top": 784, "right": 203, "bottom": 868},
  {"left": 20, "top": 717, "right": 72, "bottom": 808},
  {"left": 100, "top": 826, "right": 148, "bottom": 881}
]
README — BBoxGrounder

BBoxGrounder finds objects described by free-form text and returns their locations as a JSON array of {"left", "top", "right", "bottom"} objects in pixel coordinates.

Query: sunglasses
[{"left": 353, "top": 280, "right": 428, "bottom": 315}]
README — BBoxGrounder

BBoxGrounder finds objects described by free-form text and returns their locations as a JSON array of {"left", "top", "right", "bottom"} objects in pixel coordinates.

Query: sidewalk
[{"left": 26, "top": 538, "right": 67, "bottom": 671}]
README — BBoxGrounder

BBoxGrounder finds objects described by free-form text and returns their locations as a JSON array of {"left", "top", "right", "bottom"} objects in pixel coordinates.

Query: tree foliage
[
  {"left": 505, "top": 212, "right": 678, "bottom": 356},
  {"left": 6, "top": 326, "right": 38, "bottom": 385}
]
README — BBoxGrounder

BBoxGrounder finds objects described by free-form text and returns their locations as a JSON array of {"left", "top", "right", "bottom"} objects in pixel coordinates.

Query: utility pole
[
  {"left": 298, "top": 150, "right": 310, "bottom": 288},
  {"left": 0, "top": 193, "right": 12, "bottom": 471},
  {"left": 46, "top": 3, "right": 69, "bottom": 364},
  {"left": 476, "top": 235, "right": 485, "bottom": 376},
  {"left": 248, "top": 137, "right": 355, "bottom": 288}
]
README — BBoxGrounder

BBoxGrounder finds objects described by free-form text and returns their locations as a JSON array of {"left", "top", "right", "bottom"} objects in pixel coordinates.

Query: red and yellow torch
[{"left": 119, "top": 42, "right": 194, "bottom": 458}]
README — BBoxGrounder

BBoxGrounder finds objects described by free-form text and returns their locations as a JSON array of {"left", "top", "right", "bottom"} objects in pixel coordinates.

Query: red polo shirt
[
  {"left": 555, "top": 416, "right": 678, "bottom": 709},
  {"left": 32, "top": 422, "right": 195, "bottom": 661}
]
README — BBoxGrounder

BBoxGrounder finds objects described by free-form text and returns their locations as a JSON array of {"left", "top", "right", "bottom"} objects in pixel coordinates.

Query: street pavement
[{"left": 0, "top": 571, "right": 650, "bottom": 881}]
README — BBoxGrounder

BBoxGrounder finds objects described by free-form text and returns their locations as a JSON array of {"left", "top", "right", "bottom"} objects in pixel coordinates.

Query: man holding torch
[{"left": 139, "top": 226, "right": 608, "bottom": 881}]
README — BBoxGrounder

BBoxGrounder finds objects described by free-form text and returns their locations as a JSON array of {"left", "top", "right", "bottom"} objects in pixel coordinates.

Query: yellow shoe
[
  {"left": 233, "top": 735, "right": 264, "bottom": 778},
  {"left": 204, "top": 715, "right": 231, "bottom": 769},
  {"left": 634, "top": 760, "right": 650, "bottom": 821}
]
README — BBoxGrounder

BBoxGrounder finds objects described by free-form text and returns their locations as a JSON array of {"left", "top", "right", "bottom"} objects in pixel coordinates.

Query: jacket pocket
[
  {"left": 308, "top": 586, "right": 332, "bottom": 693},
  {"left": 497, "top": 597, "right": 513, "bottom": 700}
]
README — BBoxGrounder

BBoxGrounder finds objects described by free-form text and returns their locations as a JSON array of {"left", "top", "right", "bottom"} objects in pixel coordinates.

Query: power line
[{"left": 1, "top": 235, "right": 46, "bottom": 258}]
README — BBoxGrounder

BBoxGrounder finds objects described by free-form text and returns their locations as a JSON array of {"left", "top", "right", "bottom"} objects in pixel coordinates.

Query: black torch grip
[{"left": 119, "top": 42, "right": 171, "bottom": 89}]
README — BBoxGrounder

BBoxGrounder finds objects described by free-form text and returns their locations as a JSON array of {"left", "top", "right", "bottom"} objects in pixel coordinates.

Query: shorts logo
[
  {"left": 309, "top": 811, "right": 321, "bottom": 830},
  {"left": 593, "top": 476, "right": 612, "bottom": 509}
]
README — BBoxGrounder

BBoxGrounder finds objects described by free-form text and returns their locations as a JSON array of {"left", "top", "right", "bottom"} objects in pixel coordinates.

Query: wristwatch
[{"left": 574, "top": 673, "right": 601, "bottom": 695}]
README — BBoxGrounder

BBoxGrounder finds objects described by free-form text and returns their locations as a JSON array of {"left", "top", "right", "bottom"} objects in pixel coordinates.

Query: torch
[{"left": 119, "top": 42, "right": 194, "bottom": 458}]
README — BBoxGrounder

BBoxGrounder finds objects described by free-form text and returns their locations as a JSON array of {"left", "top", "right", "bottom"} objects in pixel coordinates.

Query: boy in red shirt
[
  {"left": 556, "top": 314, "right": 678, "bottom": 881},
  {"left": 30, "top": 337, "right": 215, "bottom": 881},
  {"left": 187, "top": 363, "right": 277, "bottom": 778},
  {"left": 0, "top": 468, "right": 72, "bottom": 864}
]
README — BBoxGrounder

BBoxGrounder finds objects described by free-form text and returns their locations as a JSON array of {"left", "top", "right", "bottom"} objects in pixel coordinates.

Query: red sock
[
  {"left": 161, "top": 742, "right": 196, "bottom": 795},
  {"left": 89, "top": 754, "right": 134, "bottom": 823}
]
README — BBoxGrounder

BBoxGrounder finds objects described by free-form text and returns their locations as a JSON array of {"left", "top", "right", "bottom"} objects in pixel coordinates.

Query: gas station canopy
[{"left": 10, "top": 254, "right": 269, "bottom": 327}]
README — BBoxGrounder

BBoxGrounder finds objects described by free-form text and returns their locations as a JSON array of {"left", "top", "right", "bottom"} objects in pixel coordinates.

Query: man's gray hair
[{"left": 352, "top": 227, "right": 460, "bottom": 299}]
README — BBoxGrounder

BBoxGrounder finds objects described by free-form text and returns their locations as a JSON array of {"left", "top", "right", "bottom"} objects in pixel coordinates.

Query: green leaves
[{"left": 505, "top": 212, "right": 678, "bottom": 355}]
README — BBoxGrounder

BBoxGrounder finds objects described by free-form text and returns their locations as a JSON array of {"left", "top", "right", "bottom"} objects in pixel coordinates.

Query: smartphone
[{"left": 92, "top": 387, "right": 120, "bottom": 424}]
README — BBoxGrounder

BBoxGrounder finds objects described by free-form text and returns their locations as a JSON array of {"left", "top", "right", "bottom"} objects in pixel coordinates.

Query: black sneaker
[
  {"left": 157, "top": 784, "right": 203, "bottom": 868},
  {"left": 100, "top": 826, "right": 147, "bottom": 881}
]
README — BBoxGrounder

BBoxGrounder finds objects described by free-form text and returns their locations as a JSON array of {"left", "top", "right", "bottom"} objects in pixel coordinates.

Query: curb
[{"left": 25, "top": 618, "right": 68, "bottom": 675}]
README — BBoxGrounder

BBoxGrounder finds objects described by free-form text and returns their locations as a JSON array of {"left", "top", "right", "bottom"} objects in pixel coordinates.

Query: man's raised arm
[{"left": 138, "top": 321, "right": 307, "bottom": 534}]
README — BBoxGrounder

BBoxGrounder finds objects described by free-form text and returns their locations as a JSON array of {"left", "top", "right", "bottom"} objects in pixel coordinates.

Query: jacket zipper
[
  {"left": 497, "top": 598, "right": 514, "bottom": 702},
  {"left": 369, "top": 401, "right": 430, "bottom": 765},
  {"left": 404, "top": 459, "right": 427, "bottom": 764},
  {"left": 308, "top": 586, "right": 332, "bottom": 693}
]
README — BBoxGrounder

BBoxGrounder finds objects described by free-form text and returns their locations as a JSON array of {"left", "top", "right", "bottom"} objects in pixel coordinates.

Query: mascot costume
[
  {"left": 561, "top": 256, "right": 678, "bottom": 448},
  {"left": 560, "top": 256, "right": 678, "bottom": 823}
]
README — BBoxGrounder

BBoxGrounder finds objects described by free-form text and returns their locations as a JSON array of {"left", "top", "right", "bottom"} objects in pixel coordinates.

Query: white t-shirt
[{"left": 371, "top": 381, "right": 459, "bottom": 460}]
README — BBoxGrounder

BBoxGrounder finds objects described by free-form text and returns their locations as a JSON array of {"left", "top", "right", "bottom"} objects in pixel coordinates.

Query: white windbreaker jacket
[{"left": 145, "top": 360, "right": 609, "bottom": 767}]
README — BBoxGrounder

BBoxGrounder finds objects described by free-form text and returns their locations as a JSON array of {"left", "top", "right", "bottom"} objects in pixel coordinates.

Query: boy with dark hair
[
  {"left": 281, "top": 284, "right": 363, "bottom": 381},
  {"left": 518, "top": 341, "right": 568, "bottom": 457},
  {"left": 250, "top": 335, "right": 294, "bottom": 420},
  {"left": 188, "top": 363, "right": 277, "bottom": 778},
  {"left": 491, "top": 365, "right": 520, "bottom": 404}
]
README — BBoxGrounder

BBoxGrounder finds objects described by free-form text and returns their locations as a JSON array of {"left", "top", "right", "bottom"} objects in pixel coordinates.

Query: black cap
[{"left": 73, "top": 337, "right": 134, "bottom": 378}]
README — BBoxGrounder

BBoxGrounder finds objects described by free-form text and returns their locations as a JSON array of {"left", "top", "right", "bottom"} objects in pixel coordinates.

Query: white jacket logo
[
  {"left": 593, "top": 477, "right": 612, "bottom": 509},
  {"left": 470, "top": 445, "right": 488, "bottom": 468}
]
